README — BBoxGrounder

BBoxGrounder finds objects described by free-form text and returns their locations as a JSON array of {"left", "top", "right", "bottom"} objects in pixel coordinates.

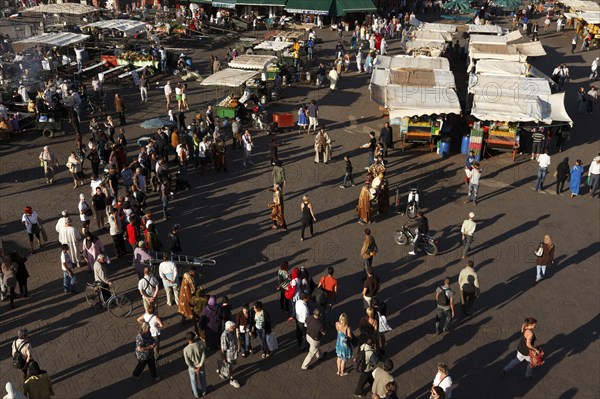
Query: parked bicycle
[
  {"left": 85, "top": 282, "right": 132, "bottom": 317},
  {"left": 83, "top": 93, "right": 107, "bottom": 116}
]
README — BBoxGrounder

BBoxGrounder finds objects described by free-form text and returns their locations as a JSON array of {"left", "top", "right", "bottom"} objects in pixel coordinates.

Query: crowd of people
[{"left": 1, "top": 1, "right": 598, "bottom": 398}]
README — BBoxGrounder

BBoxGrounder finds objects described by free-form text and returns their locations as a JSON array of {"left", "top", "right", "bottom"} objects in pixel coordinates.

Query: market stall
[
  {"left": 201, "top": 68, "right": 265, "bottom": 119},
  {"left": 369, "top": 55, "right": 461, "bottom": 151},
  {"left": 467, "top": 74, "right": 572, "bottom": 160},
  {"left": 11, "top": 32, "right": 90, "bottom": 53},
  {"left": 23, "top": 3, "right": 102, "bottom": 15},
  {"left": 228, "top": 54, "right": 277, "bottom": 70},
  {"left": 466, "top": 24, "right": 507, "bottom": 35},
  {"left": 83, "top": 19, "right": 148, "bottom": 36}
]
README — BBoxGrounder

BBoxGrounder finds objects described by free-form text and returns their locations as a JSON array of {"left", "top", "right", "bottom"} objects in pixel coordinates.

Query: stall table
[{"left": 485, "top": 128, "right": 519, "bottom": 161}]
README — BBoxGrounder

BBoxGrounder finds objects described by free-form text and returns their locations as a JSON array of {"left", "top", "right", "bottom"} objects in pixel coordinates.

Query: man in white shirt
[
  {"left": 460, "top": 212, "right": 476, "bottom": 259},
  {"left": 55, "top": 210, "right": 69, "bottom": 242},
  {"left": 60, "top": 244, "right": 76, "bottom": 294},
  {"left": 138, "top": 266, "right": 160, "bottom": 312},
  {"left": 158, "top": 254, "right": 179, "bottom": 306},
  {"left": 294, "top": 293, "right": 309, "bottom": 350},
  {"left": 535, "top": 150, "right": 551, "bottom": 191},
  {"left": 465, "top": 163, "right": 482, "bottom": 205},
  {"left": 74, "top": 45, "right": 84, "bottom": 71},
  {"left": 588, "top": 155, "right": 600, "bottom": 197},
  {"left": 590, "top": 57, "right": 599, "bottom": 81},
  {"left": 458, "top": 260, "right": 480, "bottom": 316},
  {"left": 164, "top": 81, "right": 173, "bottom": 111}
]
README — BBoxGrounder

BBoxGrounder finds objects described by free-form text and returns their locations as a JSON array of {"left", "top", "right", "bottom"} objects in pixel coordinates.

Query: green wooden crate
[{"left": 216, "top": 106, "right": 237, "bottom": 119}]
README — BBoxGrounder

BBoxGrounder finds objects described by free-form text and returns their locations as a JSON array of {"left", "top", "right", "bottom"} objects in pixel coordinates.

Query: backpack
[
  {"left": 368, "top": 239, "right": 378, "bottom": 255},
  {"left": 354, "top": 346, "right": 367, "bottom": 372},
  {"left": 12, "top": 341, "right": 27, "bottom": 369},
  {"left": 437, "top": 287, "right": 450, "bottom": 306}
]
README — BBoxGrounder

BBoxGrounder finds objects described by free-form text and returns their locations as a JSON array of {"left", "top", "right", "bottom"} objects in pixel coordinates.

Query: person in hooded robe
[{"left": 356, "top": 184, "right": 372, "bottom": 225}]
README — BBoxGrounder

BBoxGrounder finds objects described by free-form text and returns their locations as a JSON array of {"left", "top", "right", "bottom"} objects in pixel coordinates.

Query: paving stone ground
[{"left": 0, "top": 13, "right": 598, "bottom": 399}]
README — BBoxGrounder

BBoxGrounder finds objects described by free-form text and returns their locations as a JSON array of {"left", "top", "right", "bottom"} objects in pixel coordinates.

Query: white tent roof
[
  {"left": 420, "top": 22, "right": 457, "bottom": 33},
  {"left": 515, "top": 41, "right": 547, "bottom": 57},
  {"left": 83, "top": 19, "right": 147, "bottom": 35},
  {"left": 469, "top": 34, "right": 509, "bottom": 45},
  {"left": 561, "top": 0, "right": 600, "bottom": 11},
  {"left": 548, "top": 92, "right": 573, "bottom": 125},
  {"left": 469, "top": 43, "right": 526, "bottom": 62},
  {"left": 466, "top": 24, "right": 506, "bottom": 34},
  {"left": 580, "top": 11, "right": 600, "bottom": 24},
  {"left": 372, "top": 55, "right": 392, "bottom": 70},
  {"left": 506, "top": 29, "right": 523, "bottom": 42},
  {"left": 12, "top": 32, "right": 90, "bottom": 47},
  {"left": 228, "top": 55, "right": 277, "bottom": 70},
  {"left": 468, "top": 74, "right": 558, "bottom": 123},
  {"left": 253, "top": 41, "right": 293, "bottom": 51},
  {"left": 413, "top": 30, "right": 449, "bottom": 43},
  {"left": 388, "top": 55, "right": 450, "bottom": 70},
  {"left": 369, "top": 55, "right": 460, "bottom": 118},
  {"left": 404, "top": 40, "right": 447, "bottom": 56},
  {"left": 24, "top": 3, "right": 101, "bottom": 14},
  {"left": 200, "top": 68, "right": 258, "bottom": 87},
  {"left": 475, "top": 60, "right": 530, "bottom": 75}
]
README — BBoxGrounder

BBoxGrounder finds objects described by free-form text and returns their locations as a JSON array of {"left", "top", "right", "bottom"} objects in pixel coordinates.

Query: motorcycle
[
  {"left": 406, "top": 186, "right": 419, "bottom": 219},
  {"left": 394, "top": 224, "right": 438, "bottom": 256}
]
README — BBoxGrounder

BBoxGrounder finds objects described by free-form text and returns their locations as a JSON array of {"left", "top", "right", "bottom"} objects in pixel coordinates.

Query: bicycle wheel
[
  {"left": 107, "top": 294, "right": 133, "bottom": 318},
  {"left": 85, "top": 285, "right": 98, "bottom": 306}
]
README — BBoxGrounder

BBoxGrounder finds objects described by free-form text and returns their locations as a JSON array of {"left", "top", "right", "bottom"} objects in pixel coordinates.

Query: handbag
[
  {"left": 83, "top": 202, "right": 93, "bottom": 217},
  {"left": 534, "top": 243, "right": 544, "bottom": 257},
  {"left": 266, "top": 334, "right": 278, "bottom": 352},
  {"left": 217, "top": 360, "right": 231, "bottom": 378},
  {"left": 378, "top": 312, "right": 392, "bottom": 333},
  {"left": 529, "top": 347, "right": 545, "bottom": 367}
]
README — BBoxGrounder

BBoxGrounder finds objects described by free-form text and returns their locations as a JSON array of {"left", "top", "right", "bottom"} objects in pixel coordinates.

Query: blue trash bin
[
  {"left": 461, "top": 135, "right": 470, "bottom": 155},
  {"left": 439, "top": 138, "right": 451, "bottom": 158}
]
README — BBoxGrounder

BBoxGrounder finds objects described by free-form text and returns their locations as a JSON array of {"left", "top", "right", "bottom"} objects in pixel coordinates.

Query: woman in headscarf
[
  {"left": 66, "top": 151, "right": 84, "bottom": 188},
  {"left": 356, "top": 184, "right": 372, "bottom": 225},
  {"left": 555, "top": 157, "right": 570, "bottom": 195},
  {"left": 268, "top": 184, "right": 287, "bottom": 231},
  {"left": 38, "top": 146, "right": 58, "bottom": 184},
  {"left": 178, "top": 266, "right": 196, "bottom": 323},
  {"left": 60, "top": 217, "right": 82, "bottom": 267},
  {"left": 375, "top": 172, "right": 390, "bottom": 214},
  {"left": 4, "top": 382, "right": 26, "bottom": 399},
  {"left": 569, "top": 159, "right": 584, "bottom": 197},
  {"left": 200, "top": 295, "right": 222, "bottom": 350},
  {"left": 535, "top": 235, "right": 555, "bottom": 283},
  {"left": 314, "top": 129, "right": 332, "bottom": 163},
  {"left": 191, "top": 287, "right": 208, "bottom": 338},
  {"left": 21, "top": 206, "right": 42, "bottom": 254},
  {"left": 145, "top": 223, "right": 162, "bottom": 252},
  {"left": 82, "top": 232, "right": 106, "bottom": 273},
  {"left": 23, "top": 361, "right": 54, "bottom": 399}
]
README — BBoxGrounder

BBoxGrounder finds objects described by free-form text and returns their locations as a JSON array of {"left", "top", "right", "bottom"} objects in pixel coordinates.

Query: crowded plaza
[{"left": 0, "top": 0, "right": 599, "bottom": 398}]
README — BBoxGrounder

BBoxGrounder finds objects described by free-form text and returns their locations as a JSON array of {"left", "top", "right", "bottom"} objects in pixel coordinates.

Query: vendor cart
[
  {"left": 36, "top": 116, "right": 69, "bottom": 138},
  {"left": 271, "top": 112, "right": 294, "bottom": 133}
]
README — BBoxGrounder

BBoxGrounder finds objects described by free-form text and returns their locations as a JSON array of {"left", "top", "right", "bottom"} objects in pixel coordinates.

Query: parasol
[{"left": 442, "top": 0, "right": 472, "bottom": 13}]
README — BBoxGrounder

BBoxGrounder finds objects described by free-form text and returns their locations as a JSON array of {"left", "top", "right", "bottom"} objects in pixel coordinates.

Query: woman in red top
[{"left": 126, "top": 219, "right": 139, "bottom": 253}]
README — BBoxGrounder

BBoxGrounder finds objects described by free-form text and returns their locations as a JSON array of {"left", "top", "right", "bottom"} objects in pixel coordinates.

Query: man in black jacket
[
  {"left": 301, "top": 309, "right": 327, "bottom": 370},
  {"left": 409, "top": 211, "right": 429, "bottom": 255}
]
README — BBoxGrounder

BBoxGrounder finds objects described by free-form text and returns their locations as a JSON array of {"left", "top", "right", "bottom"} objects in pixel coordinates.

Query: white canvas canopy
[
  {"left": 389, "top": 55, "right": 450, "bottom": 70},
  {"left": 561, "top": 0, "right": 600, "bottom": 11},
  {"left": 253, "top": 41, "right": 293, "bottom": 51},
  {"left": 369, "top": 55, "right": 461, "bottom": 119},
  {"left": 548, "top": 92, "right": 573, "bottom": 125},
  {"left": 469, "top": 43, "right": 526, "bottom": 66},
  {"left": 413, "top": 30, "right": 449, "bottom": 43},
  {"left": 506, "top": 29, "right": 523, "bottom": 42},
  {"left": 12, "top": 32, "right": 90, "bottom": 48},
  {"left": 469, "top": 34, "right": 510, "bottom": 45},
  {"left": 580, "top": 11, "right": 600, "bottom": 24},
  {"left": 466, "top": 24, "right": 506, "bottom": 34},
  {"left": 468, "top": 74, "right": 555, "bottom": 123},
  {"left": 83, "top": 20, "right": 147, "bottom": 35},
  {"left": 228, "top": 55, "right": 277, "bottom": 70},
  {"left": 474, "top": 60, "right": 555, "bottom": 84},
  {"left": 420, "top": 22, "right": 457, "bottom": 33},
  {"left": 200, "top": 68, "right": 259, "bottom": 87},
  {"left": 372, "top": 55, "right": 392, "bottom": 70},
  {"left": 23, "top": 3, "right": 101, "bottom": 15},
  {"left": 404, "top": 40, "right": 447, "bottom": 56},
  {"left": 515, "top": 41, "right": 547, "bottom": 57}
]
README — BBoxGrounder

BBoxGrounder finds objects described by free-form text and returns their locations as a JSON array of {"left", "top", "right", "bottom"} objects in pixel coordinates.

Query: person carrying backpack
[
  {"left": 353, "top": 337, "right": 378, "bottom": 397},
  {"left": 12, "top": 327, "right": 34, "bottom": 380},
  {"left": 435, "top": 277, "right": 455, "bottom": 335}
]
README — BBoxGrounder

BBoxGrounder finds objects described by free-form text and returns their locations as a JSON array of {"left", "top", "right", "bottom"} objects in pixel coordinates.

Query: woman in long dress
[
  {"left": 335, "top": 313, "right": 353, "bottom": 376},
  {"left": 356, "top": 185, "right": 371, "bottom": 224},
  {"left": 82, "top": 232, "right": 106, "bottom": 272},
  {"left": 356, "top": 48, "right": 363, "bottom": 73},
  {"left": 329, "top": 67, "right": 339, "bottom": 91},
  {"left": 297, "top": 105, "right": 308, "bottom": 132},
  {"left": 178, "top": 266, "right": 196, "bottom": 322},
  {"left": 199, "top": 295, "right": 222, "bottom": 350},
  {"left": 268, "top": 184, "right": 287, "bottom": 231},
  {"left": 314, "top": 129, "right": 332, "bottom": 163},
  {"left": 569, "top": 159, "right": 584, "bottom": 197}
]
